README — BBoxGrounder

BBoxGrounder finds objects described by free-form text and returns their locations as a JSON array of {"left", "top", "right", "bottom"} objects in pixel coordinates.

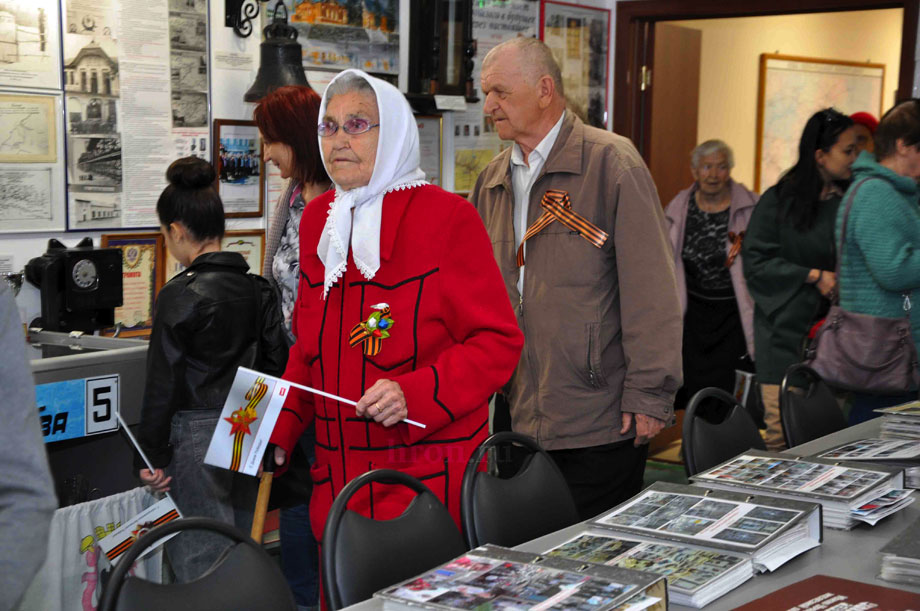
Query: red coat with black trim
[{"left": 270, "top": 184, "right": 524, "bottom": 540}]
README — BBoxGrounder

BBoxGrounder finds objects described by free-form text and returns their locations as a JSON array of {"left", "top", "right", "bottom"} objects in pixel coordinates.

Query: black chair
[
  {"left": 322, "top": 469, "right": 467, "bottom": 611},
  {"left": 98, "top": 517, "right": 295, "bottom": 611},
  {"left": 682, "top": 387, "right": 766, "bottom": 476},
  {"left": 460, "top": 432, "right": 579, "bottom": 549},
  {"left": 781, "top": 363, "right": 848, "bottom": 448}
]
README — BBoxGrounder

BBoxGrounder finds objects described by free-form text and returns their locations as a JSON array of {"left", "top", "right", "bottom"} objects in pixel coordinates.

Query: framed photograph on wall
[
  {"left": 416, "top": 115, "right": 443, "bottom": 187},
  {"left": 222, "top": 229, "right": 266, "bottom": 274},
  {"left": 163, "top": 229, "right": 266, "bottom": 281},
  {"left": 100, "top": 232, "right": 165, "bottom": 337},
  {"left": 213, "top": 119, "right": 264, "bottom": 218},
  {"left": 540, "top": 0, "right": 610, "bottom": 129}
]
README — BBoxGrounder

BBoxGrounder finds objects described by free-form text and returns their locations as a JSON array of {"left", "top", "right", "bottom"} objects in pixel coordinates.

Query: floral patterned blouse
[{"left": 272, "top": 185, "right": 305, "bottom": 343}]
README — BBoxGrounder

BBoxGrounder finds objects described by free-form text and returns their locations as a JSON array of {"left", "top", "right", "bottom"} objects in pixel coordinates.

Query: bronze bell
[{"left": 244, "top": 3, "right": 310, "bottom": 102}]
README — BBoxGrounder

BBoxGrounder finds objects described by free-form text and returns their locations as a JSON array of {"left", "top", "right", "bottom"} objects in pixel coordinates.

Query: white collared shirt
[{"left": 510, "top": 111, "right": 565, "bottom": 295}]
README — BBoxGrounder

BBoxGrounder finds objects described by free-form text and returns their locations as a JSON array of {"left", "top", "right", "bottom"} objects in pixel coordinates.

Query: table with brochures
[{"left": 340, "top": 419, "right": 920, "bottom": 611}]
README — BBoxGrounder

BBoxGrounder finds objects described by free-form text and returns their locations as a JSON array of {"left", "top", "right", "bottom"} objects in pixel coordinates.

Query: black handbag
[{"left": 804, "top": 178, "right": 920, "bottom": 394}]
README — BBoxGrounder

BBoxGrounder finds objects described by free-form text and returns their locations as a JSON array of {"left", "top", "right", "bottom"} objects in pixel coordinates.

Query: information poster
[
  {"left": 0, "top": 0, "right": 63, "bottom": 90},
  {"left": 453, "top": 0, "right": 537, "bottom": 193},
  {"left": 0, "top": 90, "right": 66, "bottom": 232},
  {"left": 62, "top": 0, "right": 210, "bottom": 230}
]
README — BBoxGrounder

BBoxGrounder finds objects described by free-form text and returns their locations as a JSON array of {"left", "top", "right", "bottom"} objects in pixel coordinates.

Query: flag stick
[
  {"left": 116, "top": 411, "right": 181, "bottom": 512},
  {"left": 239, "top": 367, "right": 426, "bottom": 429}
]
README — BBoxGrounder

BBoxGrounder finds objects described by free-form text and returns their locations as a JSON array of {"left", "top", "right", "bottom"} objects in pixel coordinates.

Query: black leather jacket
[{"left": 138, "top": 251, "right": 288, "bottom": 468}]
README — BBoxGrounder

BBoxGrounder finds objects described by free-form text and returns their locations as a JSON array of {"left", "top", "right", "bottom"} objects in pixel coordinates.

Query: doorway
[{"left": 614, "top": 0, "right": 917, "bottom": 205}]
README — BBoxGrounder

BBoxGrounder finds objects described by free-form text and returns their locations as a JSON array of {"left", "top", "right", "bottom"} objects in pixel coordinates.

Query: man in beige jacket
[{"left": 470, "top": 38, "right": 682, "bottom": 520}]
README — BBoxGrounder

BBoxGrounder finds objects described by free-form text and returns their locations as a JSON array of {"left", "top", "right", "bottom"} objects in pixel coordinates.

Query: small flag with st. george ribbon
[
  {"left": 204, "top": 367, "right": 291, "bottom": 476},
  {"left": 98, "top": 495, "right": 181, "bottom": 564}
]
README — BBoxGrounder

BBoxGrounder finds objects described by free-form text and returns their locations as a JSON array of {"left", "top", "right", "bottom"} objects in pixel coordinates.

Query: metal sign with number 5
[{"left": 85, "top": 375, "right": 119, "bottom": 435}]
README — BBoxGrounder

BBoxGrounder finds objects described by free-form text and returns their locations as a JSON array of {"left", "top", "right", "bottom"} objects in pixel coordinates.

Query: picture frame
[
  {"left": 213, "top": 118, "right": 264, "bottom": 218},
  {"left": 540, "top": 0, "right": 611, "bottom": 129},
  {"left": 163, "top": 229, "right": 266, "bottom": 281},
  {"left": 416, "top": 115, "right": 443, "bottom": 187},
  {"left": 222, "top": 229, "right": 266, "bottom": 274},
  {"left": 100, "top": 232, "right": 165, "bottom": 338},
  {"left": 755, "top": 54, "right": 885, "bottom": 192}
]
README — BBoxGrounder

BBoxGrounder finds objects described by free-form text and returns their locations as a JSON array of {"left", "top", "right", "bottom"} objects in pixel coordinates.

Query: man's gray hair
[
  {"left": 483, "top": 37, "right": 564, "bottom": 97},
  {"left": 324, "top": 72, "right": 377, "bottom": 106},
  {"left": 690, "top": 139, "right": 734, "bottom": 169}
]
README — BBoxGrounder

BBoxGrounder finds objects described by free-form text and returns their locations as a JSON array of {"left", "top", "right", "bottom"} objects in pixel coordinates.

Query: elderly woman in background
[
  {"left": 268, "top": 70, "right": 523, "bottom": 542},
  {"left": 743, "top": 108, "right": 857, "bottom": 450},
  {"left": 665, "top": 140, "right": 757, "bottom": 420},
  {"left": 253, "top": 85, "right": 331, "bottom": 611},
  {"left": 838, "top": 100, "right": 920, "bottom": 423}
]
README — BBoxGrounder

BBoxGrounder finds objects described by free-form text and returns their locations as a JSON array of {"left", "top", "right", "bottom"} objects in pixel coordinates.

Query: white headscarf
[{"left": 316, "top": 69, "right": 427, "bottom": 298}]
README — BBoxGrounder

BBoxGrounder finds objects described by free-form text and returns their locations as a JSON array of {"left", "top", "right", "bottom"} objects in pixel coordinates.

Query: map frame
[
  {"left": 754, "top": 53, "right": 885, "bottom": 192},
  {"left": 0, "top": 92, "right": 57, "bottom": 163}
]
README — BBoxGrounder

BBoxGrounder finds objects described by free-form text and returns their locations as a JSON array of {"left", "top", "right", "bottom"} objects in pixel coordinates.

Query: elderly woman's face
[
  {"left": 691, "top": 152, "right": 731, "bottom": 197},
  {"left": 321, "top": 90, "right": 379, "bottom": 190}
]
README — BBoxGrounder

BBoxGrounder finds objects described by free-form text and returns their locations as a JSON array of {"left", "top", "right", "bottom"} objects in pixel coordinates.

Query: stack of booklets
[
  {"left": 373, "top": 544, "right": 668, "bottom": 611},
  {"left": 879, "top": 515, "right": 920, "bottom": 586},
  {"left": 539, "top": 482, "right": 820, "bottom": 608},
  {"left": 815, "top": 438, "right": 920, "bottom": 488},
  {"left": 691, "top": 450, "right": 913, "bottom": 529},
  {"left": 877, "top": 401, "right": 920, "bottom": 440}
]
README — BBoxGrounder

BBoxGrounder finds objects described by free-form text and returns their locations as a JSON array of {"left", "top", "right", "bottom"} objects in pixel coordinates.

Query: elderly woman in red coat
[{"left": 269, "top": 69, "right": 524, "bottom": 541}]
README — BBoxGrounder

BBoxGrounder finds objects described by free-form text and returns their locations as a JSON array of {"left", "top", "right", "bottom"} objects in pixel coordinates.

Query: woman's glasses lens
[{"left": 317, "top": 119, "right": 378, "bottom": 137}]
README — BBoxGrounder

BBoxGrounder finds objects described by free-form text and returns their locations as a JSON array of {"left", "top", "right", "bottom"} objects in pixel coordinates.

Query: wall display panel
[
  {"left": 417, "top": 115, "right": 442, "bottom": 186},
  {"left": 452, "top": 0, "right": 537, "bottom": 194},
  {"left": 62, "top": 0, "right": 211, "bottom": 231},
  {"left": 540, "top": 0, "right": 609, "bottom": 129},
  {"left": 286, "top": 0, "right": 399, "bottom": 75},
  {"left": 0, "top": 90, "right": 66, "bottom": 232},
  {"left": 0, "top": 0, "right": 63, "bottom": 91},
  {"left": 756, "top": 54, "right": 884, "bottom": 192}
]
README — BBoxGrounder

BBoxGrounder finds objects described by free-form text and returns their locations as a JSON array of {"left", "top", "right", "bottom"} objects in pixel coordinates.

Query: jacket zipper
[{"left": 587, "top": 331, "right": 598, "bottom": 389}]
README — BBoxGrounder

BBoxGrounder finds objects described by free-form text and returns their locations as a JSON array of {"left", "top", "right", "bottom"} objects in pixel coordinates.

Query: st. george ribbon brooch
[{"left": 349, "top": 303, "right": 395, "bottom": 356}]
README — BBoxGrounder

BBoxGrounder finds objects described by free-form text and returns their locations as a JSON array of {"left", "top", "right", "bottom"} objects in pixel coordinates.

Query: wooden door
[{"left": 647, "top": 23, "right": 701, "bottom": 208}]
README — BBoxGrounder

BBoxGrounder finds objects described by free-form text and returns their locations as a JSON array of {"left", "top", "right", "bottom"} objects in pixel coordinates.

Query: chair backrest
[
  {"left": 683, "top": 387, "right": 767, "bottom": 476},
  {"left": 460, "top": 432, "right": 580, "bottom": 549},
  {"left": 98, "top": 517, "right": 295, "bottom": 611},
  {"left": 322, "top": 469, "right": 467, "bottom": 611},
  {"left": 781, "top": 363, "right": 848, "bottom": 448}
]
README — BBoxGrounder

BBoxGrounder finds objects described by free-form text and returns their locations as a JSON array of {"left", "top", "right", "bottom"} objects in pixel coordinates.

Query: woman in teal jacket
[
  {"left": 743, "top": 109, "right": 858, "bottom": 449},
  {"left": 837, "top": 99, "right": 920, "bottom": 423}
]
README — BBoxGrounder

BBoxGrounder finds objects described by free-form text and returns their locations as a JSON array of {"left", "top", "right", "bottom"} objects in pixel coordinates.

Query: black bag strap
[{"left": 836, "top": 177, "right": 912, "bottom": 315}]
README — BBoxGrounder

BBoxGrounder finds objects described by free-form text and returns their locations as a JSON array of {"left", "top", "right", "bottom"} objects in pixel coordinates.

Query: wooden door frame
[{"left": 614, "top": 0, "right": 920, "bottom": 156}]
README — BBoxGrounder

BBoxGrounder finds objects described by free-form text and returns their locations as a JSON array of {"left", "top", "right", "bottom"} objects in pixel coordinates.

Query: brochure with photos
[
  {"left": 374, "top": 544, "right": 668, "bottom": 611},
  {"left": 877, "top": 401, "right": 920, "bottom": 440},
  {"left": 691, "top": 450, "right": 911, "bottom": 530},
  {"left": 544, "top": 530, "right": 752, "bottom": 608},
  {"left": 586, "top": 482, "right": 820, "bottom": 574},
  {"left": 816, "top": 438, "right": 920, "bottom": 488}
]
